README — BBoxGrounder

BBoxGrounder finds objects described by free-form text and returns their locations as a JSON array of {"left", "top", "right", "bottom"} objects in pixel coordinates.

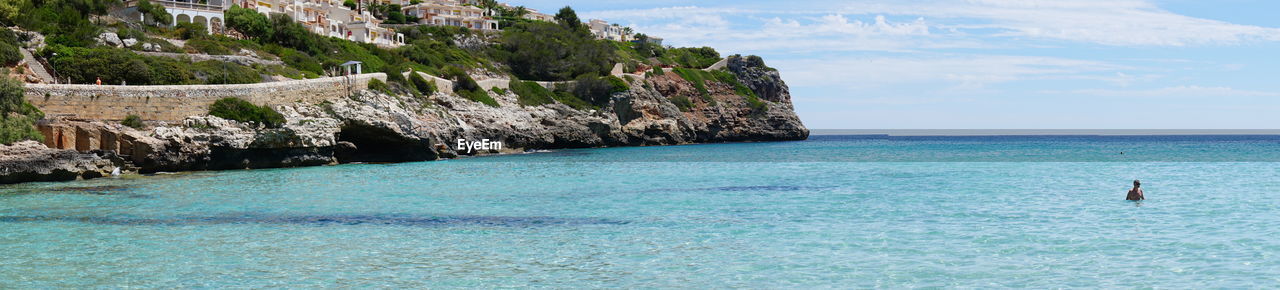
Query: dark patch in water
[
  {"left": 711, "top": 185, "right": 809, "bottom": 192},
  {"left": 46, "top": 185, "right": 132, "bottom": 195},
  {"left": 628, "top": 185, "right": 831, "bottom": 195},
  {"left": 0, "top": 213, "right": 628, "bottom": 228}
]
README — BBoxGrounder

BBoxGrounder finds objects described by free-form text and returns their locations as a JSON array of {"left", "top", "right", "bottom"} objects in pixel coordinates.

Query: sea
[{"left": 3, "top": 132, "right": 1280, "bottom": 288}]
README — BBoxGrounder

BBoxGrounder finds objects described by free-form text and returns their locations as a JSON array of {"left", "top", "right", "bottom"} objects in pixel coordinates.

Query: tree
[
  {"left": 136, "top": 0, "right": 172, "bottom": 25},
  {"left": 0, "top": 0, "right": 26, "bottom": 26},
  {"left": 267, "top": 13, "right": 315, "bottom": 52},
  {"left": 0, "top": 72, "right": 42, "bottom": 144},
  {"left": 1, "top": 28, "right": 21, "bottom": 66},
  {"left": 226, "top": 4, "right": 271, "bottom": 38},
  {"left": 498, "top": 21, "right": 615, "bottom": 81},
  {"left": 554, "top": 6, "right": 580, "bottom": 30},
  {"left": 512, "top": 6, "right": 529, "bottom": 18}
]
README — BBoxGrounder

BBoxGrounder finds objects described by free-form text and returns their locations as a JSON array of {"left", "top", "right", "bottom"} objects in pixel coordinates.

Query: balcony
[{"left": 125, "top": 0, "right": 225, "bottom": 12}]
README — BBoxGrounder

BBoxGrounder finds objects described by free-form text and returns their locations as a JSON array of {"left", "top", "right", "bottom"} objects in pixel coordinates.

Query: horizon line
[{"left": 810, "top": 129, "right": 1280, "bottom": 136}]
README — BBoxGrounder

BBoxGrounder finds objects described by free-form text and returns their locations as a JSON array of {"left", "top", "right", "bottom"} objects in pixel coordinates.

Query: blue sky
[{"left": 510, "top": 0, "right": 1280, "bottom": 129}]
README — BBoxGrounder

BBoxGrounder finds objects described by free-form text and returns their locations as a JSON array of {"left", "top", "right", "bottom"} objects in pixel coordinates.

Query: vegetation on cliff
[
  {"left": 2, "top": 1, "right": 775, "bottom": 115},
  {"left": 1, "top": 28, "right": 21, "bottom": 66},
  {"left": 208, "top": 98, "right": 286, "bottom": 128},
  {"left": 510, "top": 80, "right": 555, "bottom": 106},
  {"left": 121, "top": 114, "right": 144, "bottom": 129},
  {"left": 0, "top": 71, "right": 42, "bottom": 145}
]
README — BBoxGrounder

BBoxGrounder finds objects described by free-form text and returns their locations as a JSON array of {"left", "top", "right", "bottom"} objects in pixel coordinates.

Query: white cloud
[
  {"left": 581, "top": 1, "right": 1280, "bottom": 48},
  {"left": 771, "top": 55, "right": 1129, "bottom": 89},
  {"left": 1048, "top": 86, "right": 1280, "bottom": 98},
  {"left": 897, "top": 0, "right": 1280, "bottom": 46}
]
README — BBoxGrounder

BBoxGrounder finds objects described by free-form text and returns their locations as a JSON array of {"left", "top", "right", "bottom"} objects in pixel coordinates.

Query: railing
[{"left": 125, "top": 0, "right": 226, "bottom": 12}]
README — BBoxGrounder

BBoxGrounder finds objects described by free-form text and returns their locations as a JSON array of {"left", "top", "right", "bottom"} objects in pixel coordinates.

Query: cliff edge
[{"left": 2, "top": 55, "right": 806, "bottom": 183}]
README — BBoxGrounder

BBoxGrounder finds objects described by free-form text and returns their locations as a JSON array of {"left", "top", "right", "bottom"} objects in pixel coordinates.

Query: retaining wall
[{"left": 25, "top": 73, "right": 386, "bottom": 122}]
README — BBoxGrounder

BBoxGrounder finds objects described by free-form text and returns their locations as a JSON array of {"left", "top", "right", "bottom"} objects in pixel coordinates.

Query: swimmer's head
[{"left": 1134, "top": 180, "right": 1141, "bottom": 187}]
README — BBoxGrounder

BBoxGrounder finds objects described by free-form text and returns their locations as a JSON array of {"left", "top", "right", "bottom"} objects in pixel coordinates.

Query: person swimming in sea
[{"left": 1126, "top": 180, "right": 1145, "bottom": 201}]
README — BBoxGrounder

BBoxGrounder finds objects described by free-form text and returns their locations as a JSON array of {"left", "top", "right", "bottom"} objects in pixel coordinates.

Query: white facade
[
  {"left": 402, "top": 0, "right": 499, "bottom": 31},
  {"left": 588, "top": 19, "right": 629, "bottom": 41}
]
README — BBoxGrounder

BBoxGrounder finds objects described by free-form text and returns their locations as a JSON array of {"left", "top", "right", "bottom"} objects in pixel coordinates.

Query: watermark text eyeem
[{"left": 457, "top": 138, "right": 503, "bottom": 154}]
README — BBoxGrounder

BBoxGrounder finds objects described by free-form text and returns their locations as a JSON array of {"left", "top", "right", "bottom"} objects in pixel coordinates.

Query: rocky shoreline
[{"left": 1, "top": 56, "right": 808, "bottom": 185}]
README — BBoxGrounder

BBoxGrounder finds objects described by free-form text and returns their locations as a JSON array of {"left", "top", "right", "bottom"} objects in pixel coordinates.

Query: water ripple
[{"left": 0, "top": 213, "right": 629, "bottom": 227}]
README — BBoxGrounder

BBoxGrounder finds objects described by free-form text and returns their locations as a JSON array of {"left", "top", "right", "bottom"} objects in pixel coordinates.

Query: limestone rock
[
  {"left": 97, "top": 32, "right": 122, "bottom": 47},
  {"left": 5, "top": 56, "right": 807, "bottom": 183},
  {"left": 0, "top": 141, "right": 115, "bottom": 184},
  {"left": 122, "top": 38, "right": 138, "bottom": 47}
]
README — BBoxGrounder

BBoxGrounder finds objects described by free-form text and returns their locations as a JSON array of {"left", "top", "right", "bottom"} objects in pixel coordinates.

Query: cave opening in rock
[{"left": 335, "top": 121, "right": 437, "bottom": 163}]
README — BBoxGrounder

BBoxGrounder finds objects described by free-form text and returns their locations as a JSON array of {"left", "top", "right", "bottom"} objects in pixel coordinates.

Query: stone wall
[
  {"left": 25, "top": 73, "right": 386, "bottom": 122},
  {"left": 405, "top": 71, "right": 454, "bottom": 93},
  {"left": 475, "top": 78, "right": 510, "bottom": 91}
]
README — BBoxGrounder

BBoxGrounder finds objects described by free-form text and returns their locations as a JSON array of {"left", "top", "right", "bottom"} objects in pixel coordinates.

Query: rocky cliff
[{"left": 1, "top": 55, "right": 807, "bottom": 184}]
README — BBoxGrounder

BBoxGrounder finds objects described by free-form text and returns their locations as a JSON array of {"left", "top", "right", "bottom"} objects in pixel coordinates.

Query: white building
[
  {"left": 588, "top": 19, "right": 629, "bottom": 41},
  {"left": 402, "top": 0, "right": 499, "bottom": 31},
  {"left": 228, "top": 0, "right": 404, "bottom": 47},
  {"left": 121, "top": 0, "right": 228, "bottom": 34}
]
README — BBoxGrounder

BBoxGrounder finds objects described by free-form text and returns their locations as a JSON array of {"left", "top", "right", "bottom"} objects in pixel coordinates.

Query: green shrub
[
  {"left": 439, "top": 66, "right": 496, "bottom": 106},
  {"left": 670, "top": 95, "right": 693, "bottom": 112},
  {"left": 745, "top": 94, "right": 767, "bottom": 113},
  {"left": 457, "top": 88, "right": 498, "bottom": 107},
  {"left": 176, "top": 21, "right": 208, "bottom": 40},
  {"left": 367, "top": 78, "right": 391, "bottom": 94},
  {"left": 0, "top": 114, "right": 42, "bottom": 145},
  {"left": 0, "top": 41, "right": 18, "bottom": 67},
  {"left": 497, "top": 20, "right": 615, "bottom": 81},
  {"left": 135, "top": 0, "right": 172, "bottom": 25},
  {"left": 509, "top": 80, "right": 554, "bottom": 106},
  {"left": 192, "top": 60, "right": 260, "bottom": 84},
  {"left": 605, "top": 75, "right": 629, "bottom": 93},
  {"left": 44, "top": 45, "right": 268, "bottom": 85},
  {"left": 441, "top": 66, "right": 479, "bottom": 92},
  {"left": 664, "top": 47, "right": 721, "bottom": 69},
  {"left": 208, "top": 98, "right": 286, "bottom": 128},
  {"left": 408, "top": 72, "right": 436, "bottom": 95},
  {"left": 551, "top": 89, "right": 594, "bottom": 110},
  {"left": 0, "top": 28, "right": 20, "bottom": 66},
  {"left": 672, "top": 68, "right": 712, "bottom": 101},
  {"left": 185, "top": 38, "right": 232, "bottom": 55},
  {"left": 383, "top": 63, "right": 406, "bottom": 84},
  {"left": 738, "top": 54, "right": 777, "bottom": 71},
  {"left": 121, "top": 114, "right": 144, "bottom": 129},
  {"left": 226, "top": 5, "right": 271, "bottom": 38},
  {"left": 571, "top": 74, "right": 616, "bottom": 107},
  {"left": 491, "top": 87, "right": 508, "bottom": 95},
  {"left": 0, "top": 73, "right": 42, "bottom": 144}
]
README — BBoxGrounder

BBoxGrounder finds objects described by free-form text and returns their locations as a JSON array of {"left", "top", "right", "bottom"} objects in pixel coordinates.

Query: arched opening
[
  {"left": 210, "top": 17, "right": 224, "bottom": 34},
  {"left": 193, "top": 15, "right": 208, "bottom": 31},
  {"left": 176, "top": 14, "right": 191, "bottom": 24}
]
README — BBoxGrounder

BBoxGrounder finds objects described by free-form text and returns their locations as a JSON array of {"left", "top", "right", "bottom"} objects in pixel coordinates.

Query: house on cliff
[
  {"left": 401, "top": 0, "right": 499, "bottom": 31},
  {"left": 116, "top": 0, "right": 405, "bottom": 47}
]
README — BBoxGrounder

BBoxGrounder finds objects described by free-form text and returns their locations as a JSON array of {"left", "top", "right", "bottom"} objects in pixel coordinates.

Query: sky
[{"left": 508, "top": 0, "right": 1280, "bottom": 129}]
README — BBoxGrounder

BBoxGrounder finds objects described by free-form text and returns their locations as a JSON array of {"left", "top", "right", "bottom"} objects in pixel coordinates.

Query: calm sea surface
[{"left": 3, "top": 135, "right": 1280, "bottom": 287}]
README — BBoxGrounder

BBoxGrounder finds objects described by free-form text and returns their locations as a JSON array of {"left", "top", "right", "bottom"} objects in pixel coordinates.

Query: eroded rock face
[
  {"left": 4, "top": 58, "right": 808, "bottom": 184},
  {"left": 0, "top": 141, "right": 116, "bottom": 184},
  {"left": 727, "top": 55, "right": 791, "bottom": 103}
]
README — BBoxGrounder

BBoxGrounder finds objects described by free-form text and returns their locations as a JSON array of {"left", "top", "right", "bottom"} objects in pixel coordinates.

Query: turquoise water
[{"left": 4, "top": 135, "right": 1280, "bottom": 287}]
